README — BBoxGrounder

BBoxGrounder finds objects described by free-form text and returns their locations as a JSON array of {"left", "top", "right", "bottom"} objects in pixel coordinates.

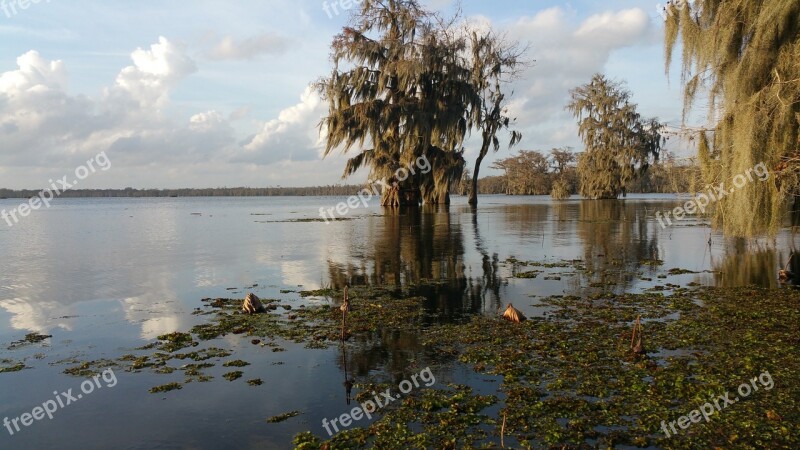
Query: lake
[{"left": 0, "top": 195, "right": 795, "bottom": 449}]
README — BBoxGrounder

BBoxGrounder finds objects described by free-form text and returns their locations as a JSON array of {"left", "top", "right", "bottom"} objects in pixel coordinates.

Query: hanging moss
[{"left": 665, "top": 0, "right": 800, "bottom": 236}]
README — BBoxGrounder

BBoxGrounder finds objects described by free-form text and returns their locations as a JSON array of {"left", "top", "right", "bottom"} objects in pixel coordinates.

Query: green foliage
[
  {"left": 567, "top": 74, "right": 663, "bottom": 199},
  {"left": 491, "top": 150, "right": 553, "bottom": 195},
  {"left": 318, "top": 1, "right": 525, "bottom": 206},
  {"left": 665, "top": 0, "right": 800, "bottom": 236},
  {"left": 488, "top": 148, "right": 579, "bottom": 196},
  {"left": 317, "top": 0, "right": 477, "bottom": 205},
  {"left": 550, "top": 177, "right": 570, "bottom": 200}
]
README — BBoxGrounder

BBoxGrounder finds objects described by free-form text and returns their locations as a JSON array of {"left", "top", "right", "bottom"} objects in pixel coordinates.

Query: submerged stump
[
  {"left": 242, "top": 293, "right": 264, "bottom": 314},
  {"left": 502, "top": 303, "right": 527, "bottom": 323}
]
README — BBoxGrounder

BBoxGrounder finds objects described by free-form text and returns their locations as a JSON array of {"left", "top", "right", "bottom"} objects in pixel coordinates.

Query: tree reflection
[
  {"left": 326, "top": 205, "right": 476, "bottom": 318},
  {"left": 325, "top": 205, "right": 506, "bottom": 381},
  {"left": 574, "top": 200, "right": 662, "bottom": 293},
  {"left": 712, "top": 241, "right": 797, "bottom": 288}
]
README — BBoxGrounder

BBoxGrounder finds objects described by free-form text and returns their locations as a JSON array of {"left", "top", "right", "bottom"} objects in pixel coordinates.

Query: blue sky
[{"left": 0, "top": 0, "right": 697, "bottom": 189}]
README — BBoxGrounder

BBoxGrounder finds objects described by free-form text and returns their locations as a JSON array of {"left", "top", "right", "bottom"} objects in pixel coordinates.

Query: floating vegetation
[
  {"left": 267, "top": 410, "right": 301, "bottom": 423},
  {"left": 223, "top": 371, "right": 243, "bottom": 381},
  {"left": 299, "top": 288, "right": 335, "bottom": 298},
  {"left": 185, "top": 375, "right": 213, "bottom": 383},
  {"left": 640, "top": 259, "right": 665, "bottom": 266},
  {"left": 7, "top": 332, "right": 52, "bottom": 349},
  {"left": 293, "top": 384, "right": 496, "bottom": 448},
  {"left": 63, "top": 359, "right": 117, "bottom": 377},
  {"left": 667, "top": 267, "right": 699, "bottom": 275},
  {"left": 514, "top": 270, "right": 540, "bottom": 279},
  {"left": 149, "top": 383, "right": 183, "bottom": 393},
  {"left": 223, "top": 359, "right": 250, "bottom": 367},
  {"left": 0, "top": 360, "right": 27, "bottom": 373},
  {"left": 172, "top": 347, "right": 232, "bottom": 361},
  {"left": 291, "top": 285, "right": 799, "bottom": 449},
  {"left": 24, "top": 279, "right": 798, "bottom": 448},
  {"left": 181, "top": 362, "right": 214, "bottom": 376},
  {"left": 156, "top": 332, "right": 197, "bottom": 352}
]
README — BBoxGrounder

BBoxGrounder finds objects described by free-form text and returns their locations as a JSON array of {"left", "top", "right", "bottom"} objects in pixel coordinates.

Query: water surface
[{"left": 0, "top": 195, "right": 794, "bottom": 449}]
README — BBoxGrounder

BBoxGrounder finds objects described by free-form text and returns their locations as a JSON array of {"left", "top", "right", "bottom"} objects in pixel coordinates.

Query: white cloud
[
  {"left": 0, "top": 51, "right": 67, "bottom": 94},
  {"left": 206, "top": 33, "right": 291, "bottom": 60},
  {"left": 238, "top": 86, "right": 326, "bottom": 164},
  {"left": 574, "top": 9, "right": 653, "bottom": 48},
  {"left": 110, "top": 36, "right": 197, "bottom": 110},
  {"left": 0, "top": 36, "right": 329, "bottom": 187},
  {"left": 489, "top": 7, "right": 656, "bottom": 150}
]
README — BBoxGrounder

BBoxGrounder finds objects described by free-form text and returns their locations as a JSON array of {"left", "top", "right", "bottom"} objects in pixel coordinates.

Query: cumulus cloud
[
  {"left": 0, "top": 50, "right": 103, "bottom": 167},
  {"left": 0, "top": 36, "right": 323, "bottom": 186},
  {"left": 237, "top": 86, "right": 326, "bottom": 164},
  {"left": 0, "top": 51, "right": 67, "bottom": 94},
  {"left": 206, "top": 33, "right": 291, "bottom": 60},
  {"left": 110, "top": 36, "right": 197, "bottom": 110},
  {"left": 0, "top": 37, "right": 202, "bottom": 171},
  {"left": 488, "top": 7, "right": 656, "bottom": 149},
  {"left": 574, "top": 9, "right": 653, "bottom": 46}
]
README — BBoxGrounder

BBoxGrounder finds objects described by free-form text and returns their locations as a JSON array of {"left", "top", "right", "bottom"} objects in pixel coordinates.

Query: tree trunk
[
  {"left": 469, "top": 157, "right": 483, "bottom": 205},
  {"left": 381, "top": 185, "right": 420, "bottom": 206},
  {"left": 469, "top": 146, "right": 488, "bottom": 206}
]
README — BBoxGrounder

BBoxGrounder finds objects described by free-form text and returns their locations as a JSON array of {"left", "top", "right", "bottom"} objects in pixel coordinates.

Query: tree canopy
[
  {"left": 317, "top": 1, "right": 526, "bottom": 206},
  {"left": 567, "top": 74, "right": 664, "bottom": 199},
  {"left": 317, "top": 0, "right": 478, "bottom": 205}
]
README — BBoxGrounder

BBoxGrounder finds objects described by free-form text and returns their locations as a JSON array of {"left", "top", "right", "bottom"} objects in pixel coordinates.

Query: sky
[{"left": 0, "top": 0, "right": 698, "bottom": 189}]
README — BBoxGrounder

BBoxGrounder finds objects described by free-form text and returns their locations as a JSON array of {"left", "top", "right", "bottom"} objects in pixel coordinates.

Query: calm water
[{"left": 0, "top": 195, "right": 795, "bottom": 449}]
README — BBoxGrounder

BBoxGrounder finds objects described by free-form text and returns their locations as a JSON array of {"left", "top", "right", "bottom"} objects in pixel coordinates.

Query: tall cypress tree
[
  {"left": 567, "top": 74, "right": 663, "bottom": 199},
  {"left": 317, "top": 0, "right": 479, "bottom": 205}
]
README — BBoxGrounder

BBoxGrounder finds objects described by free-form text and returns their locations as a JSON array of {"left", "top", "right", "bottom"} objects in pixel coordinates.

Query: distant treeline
[
  {"left": 0, "top": 186, "right": 365, "bottom": 199},
  {"left": 0, "top": 156, "right": 697, "bottom": 199}
]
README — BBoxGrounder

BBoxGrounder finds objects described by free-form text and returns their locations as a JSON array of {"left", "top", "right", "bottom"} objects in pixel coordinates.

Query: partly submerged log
[
  {"left": 242, "top": 293, "right": 264, "bottom": 314},
  {"left": 502, "top": 303, "right": 527, "bottom": 323}
]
